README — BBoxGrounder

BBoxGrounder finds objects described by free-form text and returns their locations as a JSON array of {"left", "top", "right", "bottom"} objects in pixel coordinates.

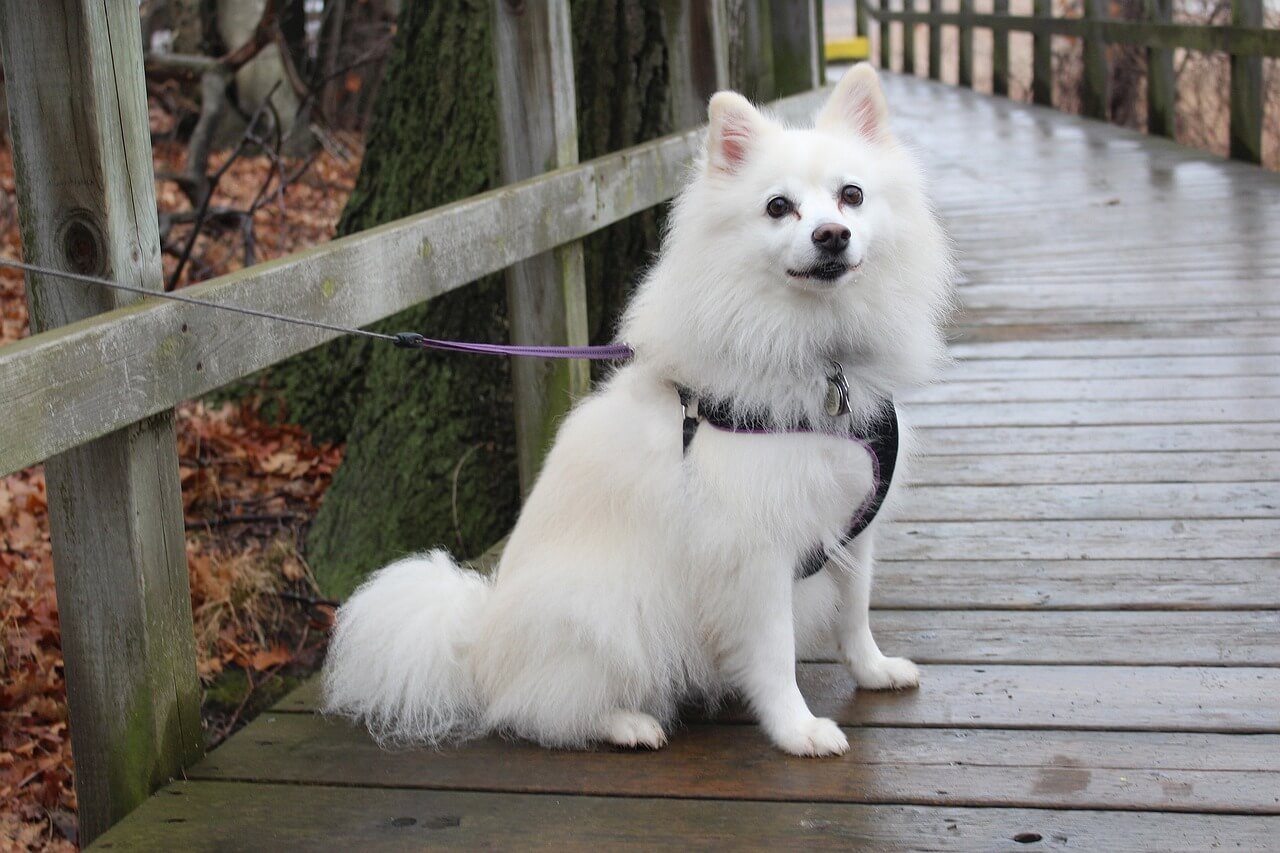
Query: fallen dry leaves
[{"left": 1, "top": 120, "right": 361, "bottom": 849}]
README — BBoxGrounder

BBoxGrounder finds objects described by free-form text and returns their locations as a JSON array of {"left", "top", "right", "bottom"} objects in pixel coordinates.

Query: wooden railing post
[
  {"left": 959, "top": 0, "right": 975, "bottom": 86},
  {"left": 992, "top": 0, "right": 1010, "bottom": 96},
  {"left": 879, "top": 0, "right": 894, "bottom": 69},
  {"left": 492, "top": 0, "right": 591, "bottom": 494},
  {"left": 771, "top": 0, "right": 822, "bottom": 96},
  {"left": 1033, "top": 0, "right": 1054, "bottom": 105},
  {"left": 903, "top": 0, "right": 917, "bottom": 74},
  {"left": 1144, "top": 0, "right": 1175, "bottom": 136},
  {"left": 664, "top": 0, "right": 730, "bottom": 128},
  {"left": 1082, "top": 0, "right": 1109, "bottom": 120},
  {"left": 1229, "top": 0, "right": 1263, "bottom": 162},
  {"left": 929, "top": 0, "right": 943, "bottom": 79},
  {"left": 0, "top": 0, "right": 202, "bottom": 842},
  {"left": 727, "top": 0, "right": 778, "bottom": 100}
]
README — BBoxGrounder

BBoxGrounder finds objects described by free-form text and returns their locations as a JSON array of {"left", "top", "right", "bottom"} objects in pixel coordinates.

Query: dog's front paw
[
  {"left": 848, "top": 653, "right": 921, "bottom": 690},
  {"left": 770, "top": 716, "right": 849, "bottom": 757},
  {"left": 603, "top": 710, "right": 667, "bottom": 750}
]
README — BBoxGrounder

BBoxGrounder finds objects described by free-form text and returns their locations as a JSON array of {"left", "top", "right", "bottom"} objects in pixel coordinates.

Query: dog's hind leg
[{"left": 831, "top": 533, "right": 920, "bottom": 690}]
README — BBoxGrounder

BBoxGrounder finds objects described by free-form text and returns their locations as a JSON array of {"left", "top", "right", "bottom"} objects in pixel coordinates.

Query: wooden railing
[
  {"left": 858, "top": 0, "right": 1278, "bottom": 163},
  {"left": 0, "top": 0, "right": 827, "bottom": 842}
]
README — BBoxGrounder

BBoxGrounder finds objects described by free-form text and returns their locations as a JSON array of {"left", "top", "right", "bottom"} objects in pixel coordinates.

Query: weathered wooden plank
[
  {"left": 662, "top": 0, "right": 728, "bottom": 130},
  {"left": 1144, "top": 0, "right": 1175, "bottom": 136},
  {"left": 280, "top": 664, "right": 1280, "bottom": 732},
  {"left": 912, "top": 450, "right": 1280, "bottom": 485},
  {"left": 879, "top": 519, "right": 1280, "bottom": 560},
  {"left": 896, "top": 482, "right": 1280, "bottom": 521},
  {"left": 927, "top": 0, "right": 942, "bottom": 80},
  {"left": 949, "top": 336, "right": 1280, "bottom": 359},
  {"left": 910, "top": 375, "right": 1280, "bottom": 403},
  {"left": 879, "top": 0, "right": 894, "bottom": 69},
  {"left": 991, "top": 0, "right": 1009, "bottom": 96},
  {"left": 0, "top": 86, "right": 833, "bottom": 479},
  {"left": 1031, "top": 0, "right": 1052, "bottom": 105},
  {"left": 944, "top": 354, "right": 1280, "bottom": 380},
  {"left": 861, "top": 6, "right": 1280, "bottom": 57},
  {"left": 1228, "top": 0, "right": 1263, "bottom": 163},
  {"left": 770, "top": 0, "right": 821, "bottom": 96},
  {"left": 907, "top": 398, "right": 1278, "bottom": 428},
  {"left": 92, "top": 781, "right": 1280, "bottom": 851},
  {"left": 917, "top": 422, "right": 1280, "bottom": 455},
  {"left": 187, "top": 713, "right": 1280, "bottom": 814},
  {"left": 0, "top": 1, "right": 202, "bottom": 841},
  {"left": 843, "top": 610, "right": 1280, "bottom": 665},
  {"left": 903, "top": 0, "right": 917, "bottom": 74},
  {"left": 493, "top": 0, "right": 590, "bottom": 493},
  {"left": 958, "top": 0, "right": 974, "bottom": 86},
  {"left": 873, "top": 558, "right": 1280, "bottom": 610}
]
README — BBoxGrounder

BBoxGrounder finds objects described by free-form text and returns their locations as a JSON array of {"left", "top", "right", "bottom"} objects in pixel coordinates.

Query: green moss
[{"left": 246, "top": 0, "right": 674, "bottom": 598}]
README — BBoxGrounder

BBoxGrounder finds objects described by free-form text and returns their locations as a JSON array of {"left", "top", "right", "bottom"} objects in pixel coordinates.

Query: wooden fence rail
[
  {"left": 0, "top": 0, "right": 822, "bottom": 842},
  {"left": 860, "top": 0, "right": 1276, "bottom": 162}
]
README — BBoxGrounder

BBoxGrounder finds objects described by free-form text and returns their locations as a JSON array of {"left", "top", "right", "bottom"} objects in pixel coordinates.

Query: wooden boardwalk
[{"left": 94, "top": 75, "right": 1280, "bottom": 850}]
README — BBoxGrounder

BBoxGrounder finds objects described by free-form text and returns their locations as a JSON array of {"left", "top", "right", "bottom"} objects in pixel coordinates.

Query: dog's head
[
  {"left": 701, "top": 65, "right": 898, "bottom": 293},
  {"left": 626, "top": 65, "right": 955, "bottom": 417}
]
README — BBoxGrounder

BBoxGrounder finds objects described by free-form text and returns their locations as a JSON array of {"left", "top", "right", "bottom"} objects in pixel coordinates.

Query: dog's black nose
[{"left": 812, "top": 223, "right": 851, "bottom": 253}]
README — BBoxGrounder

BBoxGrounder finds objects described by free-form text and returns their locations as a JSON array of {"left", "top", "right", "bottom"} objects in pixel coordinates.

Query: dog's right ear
[{"left": 707, "top": 92, "right": 765, "bottom": 174}]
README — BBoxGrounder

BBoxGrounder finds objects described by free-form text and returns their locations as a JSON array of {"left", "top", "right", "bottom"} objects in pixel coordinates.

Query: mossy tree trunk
[{"left": 258, "top": 0, "right": 671, "bottom": 598}]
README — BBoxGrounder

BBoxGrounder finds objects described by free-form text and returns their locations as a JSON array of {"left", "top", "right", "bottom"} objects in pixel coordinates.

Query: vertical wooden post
[
  {"left": 710, "top": 0, "right": 732, "bottom": 91},
  {"left": 879, "top": 0, "right": 894, "bottom": 69},
  {"left": 1082, "top": 0, "right": 1109, "bottom": 120},
  {"left": 0, "top": 0, "right": 202, "bottom": 842},
  {"left": 1032, "top": 0, "right": 1054, "bottom": 105},
  {"left": 928, "top": 0, "right": 942, "bottom": 79},
  {"left": 492, "top": 0, "right": 590, "bottom": 494},
  {"left": 1144, "top": 0, "right": 1175, "bottom": 136},
  {"left": 664, "top": 0, "right": 728, "bottom": 128},
  {"left": 903, "top": 0, "right": 917, "bottom": 75},
  {"left": 728, "top": 0, "right": 778, "bottom": 100},
  {"left": 991, "top": 0, "right": 1009, "bottom": 96},
  {"left": 771, "top": 0, "right": 822, "bottom": 96},
  {"left": 959, "top": 0, "right": 974, "bottom": 87},
  {"left": 856, "top": 0, "right": 869, "bottom": 45},
  {"left": 1228, "top": 0, "right": 1262, "bottom": 163}
]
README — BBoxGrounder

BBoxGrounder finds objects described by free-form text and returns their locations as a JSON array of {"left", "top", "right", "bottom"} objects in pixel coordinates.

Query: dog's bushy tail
[{"left": 322, "top": 550, "right": 492, "bottom": 745}]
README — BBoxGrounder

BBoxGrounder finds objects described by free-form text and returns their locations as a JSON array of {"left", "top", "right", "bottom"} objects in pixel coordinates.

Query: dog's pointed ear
[
  {"left": 707, "top": 92, "right": 766, "bottom": 174},
  {"left": 817, "top": 64, "right": 891, "bottom": 142}
]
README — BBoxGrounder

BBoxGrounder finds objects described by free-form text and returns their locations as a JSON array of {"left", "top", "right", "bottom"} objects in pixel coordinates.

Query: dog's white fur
[{"left": 324, "top": 66, "right": 954, "bottom": 757}]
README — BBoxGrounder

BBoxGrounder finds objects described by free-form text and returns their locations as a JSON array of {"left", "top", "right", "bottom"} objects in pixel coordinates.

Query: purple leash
[
  {"left": 392, "top": 332, "right": 634, "bottom": 361},
  {"left": 0, "top": 257, "right": 636, "bottom": 363}
]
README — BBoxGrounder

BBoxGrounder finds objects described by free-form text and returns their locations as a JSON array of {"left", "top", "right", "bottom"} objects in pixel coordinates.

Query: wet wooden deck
[{"left": 94, "top": 75, "right": 1280, "bottom": 850}]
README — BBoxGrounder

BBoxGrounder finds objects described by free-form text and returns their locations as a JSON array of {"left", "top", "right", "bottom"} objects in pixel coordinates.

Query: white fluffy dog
[{"left": 324, "top": 65, "right": 954, "bottom": 757}]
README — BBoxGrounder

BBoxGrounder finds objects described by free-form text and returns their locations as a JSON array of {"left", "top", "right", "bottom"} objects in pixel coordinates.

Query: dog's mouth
[{"left": 786, "top": 260, "right": 859, "bottom": 283}]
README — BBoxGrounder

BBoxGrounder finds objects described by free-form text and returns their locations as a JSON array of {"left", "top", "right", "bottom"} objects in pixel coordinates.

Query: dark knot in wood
[
  {"left": 503, "top": 0, "right": 526, "bottom": 13},
  {"left": 60, "top": 214, "right": 105, "bottom": 276}
]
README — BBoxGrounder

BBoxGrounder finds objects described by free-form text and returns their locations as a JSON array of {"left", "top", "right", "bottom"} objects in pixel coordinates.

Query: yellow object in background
[{"left": 825, "top": 36, "right": 870, "bottom": 62}]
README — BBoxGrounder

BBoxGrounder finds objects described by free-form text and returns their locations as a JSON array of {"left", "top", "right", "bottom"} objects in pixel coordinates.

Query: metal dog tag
[{"left": 825, "top": 361, "right": 851, "bottom": 417}]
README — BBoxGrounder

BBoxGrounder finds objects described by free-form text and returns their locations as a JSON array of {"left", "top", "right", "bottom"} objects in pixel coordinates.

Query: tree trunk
[{"left": 258, "top": 0, "right": 671, "bottom": 598}]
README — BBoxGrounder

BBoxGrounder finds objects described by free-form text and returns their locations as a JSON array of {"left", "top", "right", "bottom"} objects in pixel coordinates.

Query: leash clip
[{"left": 825, "top": 361, "right": 851, "bottom": 417}]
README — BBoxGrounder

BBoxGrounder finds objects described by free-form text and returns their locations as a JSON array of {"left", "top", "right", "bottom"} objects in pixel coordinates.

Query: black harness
[{"left": 677, "top": 386, "right": 899, "bottom": 580}]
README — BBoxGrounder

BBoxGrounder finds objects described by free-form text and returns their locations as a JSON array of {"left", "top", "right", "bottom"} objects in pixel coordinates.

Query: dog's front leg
[
  {"left": 719, "top": 549, "right": 849, "bottom": 757},
  {"left": 832, "top": 532, "right": 920, "bottom": 689}
]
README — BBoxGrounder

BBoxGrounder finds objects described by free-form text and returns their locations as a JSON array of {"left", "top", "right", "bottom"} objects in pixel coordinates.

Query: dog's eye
[
  {"left": 840, "top": 184, "right": 864, "bottom": 207},
  {"left": 765, "top": 196, "right": 793, "bottom": 219}
]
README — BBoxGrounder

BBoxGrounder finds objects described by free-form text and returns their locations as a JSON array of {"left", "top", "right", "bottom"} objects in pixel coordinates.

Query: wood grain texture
[
  {"left": 187, "top": 713, "right": 1280, "bottom": 813},
  {"left": 896, "top": 482, "right": 1280, "bottom": 521},
  {"left": 911, "top": 451, "right": 1280, "bottom": 485},
  {"left": 872, "top": 559, "right": 1280, "bottom": 610},
  {"left": 492, "top": 0, "right": 589, "bottom": 493},
  {"left": 0, "top": 86, "right": 832, "bottom": 478},
  {"left": 91, "top": 782, "right": 1280, "bottom": 852},
  {"left": 1229, "top": 0, "right": 1263, "bottom": 162},
  {"left": 0, "top": 1, "right": 202, "bottom": 842},
  {"left": 276, "top": 664, "right": 1280, "bottom": 733}
]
